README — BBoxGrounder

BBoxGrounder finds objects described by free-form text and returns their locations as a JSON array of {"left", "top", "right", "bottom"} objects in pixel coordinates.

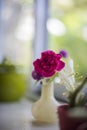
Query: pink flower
[{"left": 32, "top": 50, "right": 65, "bottom": 79}]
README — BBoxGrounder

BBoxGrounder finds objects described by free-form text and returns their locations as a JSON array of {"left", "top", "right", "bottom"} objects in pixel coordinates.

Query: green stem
[{"left": 69, "top": 76, "right": 87, "bottom": 108}]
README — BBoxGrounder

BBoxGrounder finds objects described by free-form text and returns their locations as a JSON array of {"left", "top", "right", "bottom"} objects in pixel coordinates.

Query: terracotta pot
[{"left": 57, "top": 105, "right": 87, "bottom": 130}]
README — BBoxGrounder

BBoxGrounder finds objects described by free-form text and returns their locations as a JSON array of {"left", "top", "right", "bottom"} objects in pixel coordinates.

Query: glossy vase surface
[{"left": 32, "top": 81, "right": 59, "bottom": 123}]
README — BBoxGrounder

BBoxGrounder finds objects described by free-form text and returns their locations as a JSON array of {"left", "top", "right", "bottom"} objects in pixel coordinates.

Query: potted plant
[{"left": 56, "top": 52, "right": 87, "bottom": 130}]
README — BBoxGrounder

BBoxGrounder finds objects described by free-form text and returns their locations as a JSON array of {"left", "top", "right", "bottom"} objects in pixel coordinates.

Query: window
[{"left": 48, "top": 0, "right": 87, "bottom": 76}]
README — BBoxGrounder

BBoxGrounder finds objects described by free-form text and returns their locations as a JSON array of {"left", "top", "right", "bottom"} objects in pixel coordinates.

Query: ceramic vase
[{"left": 32, "top": 81, "right": 59, "bottom": 123}]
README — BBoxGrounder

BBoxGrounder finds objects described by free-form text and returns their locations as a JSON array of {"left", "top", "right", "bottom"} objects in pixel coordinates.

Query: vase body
[
  {"left": 32, "top": 81, "right": 59, "bottom": 123},
  {"left": 58, "top": 105, "right": 87, "bottom": 130}
]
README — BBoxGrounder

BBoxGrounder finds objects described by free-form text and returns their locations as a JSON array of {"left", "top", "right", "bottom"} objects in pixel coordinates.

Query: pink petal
[
  {"left": 57, "top": 60, "right": 65, "bottom": 71},
  {"left": 57, "top": 54, "right": 62, "bottom": 59}
]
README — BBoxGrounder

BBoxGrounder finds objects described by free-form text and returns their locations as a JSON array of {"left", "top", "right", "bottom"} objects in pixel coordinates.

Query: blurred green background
[
  {"left": 48, "top": 0, "right": 87, "bottom": 76},
  {"left": 0, "top": 0, "right": 87, "bottom": 102}
]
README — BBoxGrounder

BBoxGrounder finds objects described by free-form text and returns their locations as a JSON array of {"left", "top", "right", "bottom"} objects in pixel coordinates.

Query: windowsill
[{"left": 0, "top": 99, "right": 60, "bottom": 130}]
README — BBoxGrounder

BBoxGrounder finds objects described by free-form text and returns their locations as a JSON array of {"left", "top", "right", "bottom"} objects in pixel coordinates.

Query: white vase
[{"left": 32, "top": 81, "right": 59, "bottom": 123}]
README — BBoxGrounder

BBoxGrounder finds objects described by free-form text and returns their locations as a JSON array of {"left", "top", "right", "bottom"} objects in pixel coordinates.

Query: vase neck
[{"left": 41, "top": 82, "right": 54, "bottom": 99}]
